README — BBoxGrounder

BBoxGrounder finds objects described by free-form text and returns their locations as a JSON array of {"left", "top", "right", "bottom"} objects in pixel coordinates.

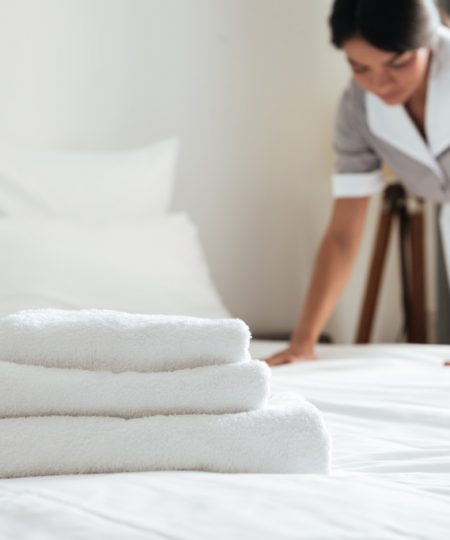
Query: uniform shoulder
[
  {"left": 338, "top": 79, "right": 366, "bottom": 117},
  {"left": 336, "top": 79, "right": 367, "bottom": 131}
]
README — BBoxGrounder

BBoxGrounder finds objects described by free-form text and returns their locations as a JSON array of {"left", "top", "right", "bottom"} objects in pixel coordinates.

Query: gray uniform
[{"left": 331, "top": 24, "right": 450, "bottom": 279}]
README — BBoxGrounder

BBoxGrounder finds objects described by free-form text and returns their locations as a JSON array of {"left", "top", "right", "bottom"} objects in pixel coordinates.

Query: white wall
[{"left": 0, "top": 0, "right": 430, "bottom": 342}]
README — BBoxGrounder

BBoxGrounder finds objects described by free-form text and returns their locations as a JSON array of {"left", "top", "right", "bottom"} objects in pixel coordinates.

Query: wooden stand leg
[
  {"left": 408, "top": 203, "right": 427, "bottom": 343},
  {"left": 355, "top": 194, "right": 394, "bottom": 344},
  {"left": 355, "top": 184, "right": 428, "bottom": 344},
  {"left": 398, "top": 199, "right": 413, "bottom": 341}
]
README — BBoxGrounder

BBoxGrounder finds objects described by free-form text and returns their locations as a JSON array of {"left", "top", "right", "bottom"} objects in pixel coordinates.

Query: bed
[
  {"left": 0, "top": 141, "right": 449, "bottom": 538},
  {"left": 1, "top": 340, "right": 449, "bottom": 539}
]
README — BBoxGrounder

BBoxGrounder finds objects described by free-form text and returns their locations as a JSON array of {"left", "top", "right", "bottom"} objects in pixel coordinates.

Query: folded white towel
[
  {"left": 0, "top": 359, "right": 270, "bottom": 417},
  {"left": 0, "top": 309, "right": 251, "bottom": 372},
  {"left": 0, "top": 393, "right": 331, "bottom": 477}
]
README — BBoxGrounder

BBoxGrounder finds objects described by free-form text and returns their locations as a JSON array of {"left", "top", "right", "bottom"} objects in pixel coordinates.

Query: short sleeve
[{"left": 332, "top": 85, "right": 385, "bottom": 198}]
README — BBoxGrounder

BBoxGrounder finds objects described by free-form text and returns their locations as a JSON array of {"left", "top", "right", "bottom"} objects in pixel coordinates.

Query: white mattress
[{"left": 1, "top": 341, "right": 449, "bottom": 539}]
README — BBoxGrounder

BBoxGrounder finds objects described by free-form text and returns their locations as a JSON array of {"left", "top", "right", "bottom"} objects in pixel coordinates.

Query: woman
[{"left": 267, "top": 0, "right": 450, "bottom": 366}]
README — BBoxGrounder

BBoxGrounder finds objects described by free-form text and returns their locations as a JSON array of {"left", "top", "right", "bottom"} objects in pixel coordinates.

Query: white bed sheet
[{"left": 1, "top": 341, "right": 449, "bottom": 539}]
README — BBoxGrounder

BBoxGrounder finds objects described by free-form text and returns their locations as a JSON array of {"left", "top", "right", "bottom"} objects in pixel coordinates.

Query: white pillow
[
  {"left": 0, "top": 214, "right": 230, "bottom": 318},
  {"left": 0, "top": 138, "right": 179, "bottom": 223}
]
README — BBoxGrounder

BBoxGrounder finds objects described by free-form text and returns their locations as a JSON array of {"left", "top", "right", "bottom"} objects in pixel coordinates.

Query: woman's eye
[
  {"left": 390, "top": 63, "right": 407, "bottom": 70},
  {"left": 390, "top": 58, "right": 413, "bottom": 70},
  {"left": 352, "top": 66, "right": 369, "bottom": 74}
]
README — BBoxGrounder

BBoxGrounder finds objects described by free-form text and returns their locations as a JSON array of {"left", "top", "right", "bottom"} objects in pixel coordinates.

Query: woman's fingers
[
  {"left": 265, "top": 350, "right": 313, "bottom": 366},
  {"left": 265, "top": 353, "right": 294, "bottom": 366}
]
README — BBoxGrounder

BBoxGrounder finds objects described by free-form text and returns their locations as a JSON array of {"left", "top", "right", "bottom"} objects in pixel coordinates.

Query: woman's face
[{"left": 342, "top": 36, "right": 431, "bottom": 105}]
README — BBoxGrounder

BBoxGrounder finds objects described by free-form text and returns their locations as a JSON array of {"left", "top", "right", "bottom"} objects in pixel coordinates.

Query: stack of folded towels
[{"left": 0, "top": 309, "right": 331, "bottom": 478}]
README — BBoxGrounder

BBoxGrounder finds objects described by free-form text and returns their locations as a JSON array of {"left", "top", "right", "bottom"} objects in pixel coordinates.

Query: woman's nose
[{"left": 370, "top": 70, "right": 393, "bottom": 91}]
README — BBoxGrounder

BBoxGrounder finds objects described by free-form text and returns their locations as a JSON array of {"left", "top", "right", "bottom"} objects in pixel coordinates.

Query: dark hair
[{"left": 329, "top": 0, "right": 440, "bottom": 52}]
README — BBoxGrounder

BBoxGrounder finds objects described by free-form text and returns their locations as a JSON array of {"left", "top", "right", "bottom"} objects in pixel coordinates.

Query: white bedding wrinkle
[
  {"left": 0, "top": 309, "right": 251, "bottom": 372},
  {"left": 252, "top": 342, "right": 450, "bottom": 475}
]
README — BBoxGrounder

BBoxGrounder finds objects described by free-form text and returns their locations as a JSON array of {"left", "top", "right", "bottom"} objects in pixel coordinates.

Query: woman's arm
[{"left": 266, "top": 196, "right": 370, "bottom": 366}]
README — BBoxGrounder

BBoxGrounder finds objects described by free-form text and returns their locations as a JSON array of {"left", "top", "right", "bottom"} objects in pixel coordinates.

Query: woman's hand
[{"left": 264, "top": 344, "right": 317, "bottom": 367}]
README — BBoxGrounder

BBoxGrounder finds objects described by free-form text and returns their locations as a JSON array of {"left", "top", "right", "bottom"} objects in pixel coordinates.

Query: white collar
[{"left": 366, "top": 25, "right": 450, "bottom": 182}]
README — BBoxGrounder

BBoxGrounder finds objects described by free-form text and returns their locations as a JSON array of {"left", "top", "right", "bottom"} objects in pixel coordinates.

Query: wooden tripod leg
[
  {"left": 408, "top": 204, "right": 427, "bottom": 343},
  {"left": 355, "top": 200, "right": 394, "bottom": 343}
]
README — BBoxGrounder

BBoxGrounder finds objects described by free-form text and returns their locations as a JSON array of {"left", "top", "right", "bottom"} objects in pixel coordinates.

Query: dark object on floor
[{"left": 318, "top": 333, "right": 333, "bottom": 344}]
